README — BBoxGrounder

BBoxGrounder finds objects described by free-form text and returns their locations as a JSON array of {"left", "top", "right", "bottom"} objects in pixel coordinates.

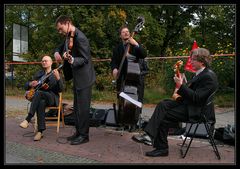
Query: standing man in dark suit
[
  {"left": 19, "top": 55, "right": 63, "bottom": 141},
  {"left": 132, "top": 48, "right": 218, "bottom": 157},
  {"left": 54, "top": 15, "right": 96, "bottom": 145},
  {"left": 111, "top": 25, "right": 147, "bottom": 129}
]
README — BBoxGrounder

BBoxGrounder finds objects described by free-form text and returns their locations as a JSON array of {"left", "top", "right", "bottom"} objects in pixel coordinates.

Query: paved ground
[{"left": 4, "top": 96, "right": 236, "bottom": 165}]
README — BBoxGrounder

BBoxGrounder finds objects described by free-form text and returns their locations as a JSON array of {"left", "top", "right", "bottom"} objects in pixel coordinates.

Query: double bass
[{"left": 114, "top": 17, "right": 145, "bottom": 127}]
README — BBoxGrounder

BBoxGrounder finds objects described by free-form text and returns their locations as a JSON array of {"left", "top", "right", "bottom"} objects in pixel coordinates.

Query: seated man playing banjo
[{"left": 19, "top": 55, "right": 63, "bottom": 141}]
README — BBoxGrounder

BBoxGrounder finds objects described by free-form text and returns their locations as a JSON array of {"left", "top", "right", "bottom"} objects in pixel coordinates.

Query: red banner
[{"left": 184, "top": 40, "right": 198, "bottom": 73}]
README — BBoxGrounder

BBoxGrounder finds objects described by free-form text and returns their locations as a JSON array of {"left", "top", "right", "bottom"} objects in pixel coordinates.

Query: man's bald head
[
  {"left": 41, "top": 55, "right": 53, "bottom": 70},
  {"left": 42, "top": 55, "right": 53, "bottom": 63}
]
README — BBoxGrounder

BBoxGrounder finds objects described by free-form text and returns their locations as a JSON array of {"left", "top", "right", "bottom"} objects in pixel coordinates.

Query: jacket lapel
[{"left": 186, "top": 68, "right": 209, "bottom": 87}]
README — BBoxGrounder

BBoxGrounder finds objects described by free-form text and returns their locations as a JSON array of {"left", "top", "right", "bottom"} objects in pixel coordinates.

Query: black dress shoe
[
  {"left": 145, "top": 148, "right": 169, "bottom": 157},
  {"left": 67, "top": 133, "right": 80, "bottom": 141},
  {"left": 132, "top": 133, "right": 152, "bottom": 146},
  {"left": 70, "top": 136, "right": 89, "bottom": 145}
]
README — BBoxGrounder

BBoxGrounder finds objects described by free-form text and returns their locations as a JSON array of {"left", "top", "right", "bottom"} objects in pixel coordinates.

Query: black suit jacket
[
  {"left": 177, "top": 68, "right": 219, "bottom": 122},
  {"left": 111, "top": 42, "right": 146, "bottom": 90},
  {"left": 111, "top": 43, "right": 146, "bottom": 72},
  {"left": 25, "top": 70, "right": 64, "bottom": 106},
  {"left": 55, "top": 28, "right": 96, "bottom": 90}
]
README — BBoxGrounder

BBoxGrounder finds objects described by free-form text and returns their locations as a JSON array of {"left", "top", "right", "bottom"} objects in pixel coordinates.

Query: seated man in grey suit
[{"left": 132, "top": 48, "right": 218, "bottom": 157}]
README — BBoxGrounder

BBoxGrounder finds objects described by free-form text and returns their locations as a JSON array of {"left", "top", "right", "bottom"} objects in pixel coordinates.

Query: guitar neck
[
  {"left": 176, "top": 70, "right": 181, "bottom": 77},
  {"left": 41, "top": 64, "right": 63, "bottom": 83}
]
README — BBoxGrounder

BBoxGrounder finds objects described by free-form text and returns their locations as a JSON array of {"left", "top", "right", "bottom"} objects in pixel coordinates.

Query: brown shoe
[
  {"left": 34, "top": 132, "right": 43, "bottom": 141},
  {"left": 19, "top": 120, "right": 29, "bottom": 129}
]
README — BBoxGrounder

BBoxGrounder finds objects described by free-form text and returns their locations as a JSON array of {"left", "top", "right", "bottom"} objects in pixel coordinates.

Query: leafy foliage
[{"left": 4, "top": 5, "right": 235, "bottom": 102}]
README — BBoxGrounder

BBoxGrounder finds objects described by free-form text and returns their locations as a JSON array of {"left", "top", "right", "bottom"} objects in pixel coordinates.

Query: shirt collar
[{"left": 195, "top": 67, "right": 206, "bottom": 76}]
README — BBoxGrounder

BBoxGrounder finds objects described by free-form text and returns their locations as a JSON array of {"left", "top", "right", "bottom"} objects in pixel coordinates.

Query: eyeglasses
[
  {"left": 191, "top": 56, "right": 198, "bottom": 61},
  {"left": 41, "top": 60, "right": 49, "bottom": 63}
]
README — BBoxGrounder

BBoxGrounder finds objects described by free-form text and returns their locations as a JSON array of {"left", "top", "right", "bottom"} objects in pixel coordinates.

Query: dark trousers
[
  {"left": 28, "top": 91, "right": 55, "bottom": 131},
  {"left": 138, "top": 75, "right": 145, "bottom": 103},
  {"left": 144, "top": 99, "right": 188, "bottom": 149},
  {"left": 137, "top": 75, "right": 145, "bottom": 117},
  {"left": 73, "top": 85, "right": 92, "bottom": 138}
]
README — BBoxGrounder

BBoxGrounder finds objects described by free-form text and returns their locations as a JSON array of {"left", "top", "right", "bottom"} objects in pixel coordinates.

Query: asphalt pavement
[{"left": 4, "top": 95, "right": 236, "bottom": 165}]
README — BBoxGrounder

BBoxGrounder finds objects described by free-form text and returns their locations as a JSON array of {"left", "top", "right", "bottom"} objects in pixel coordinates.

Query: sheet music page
[{"left": 119, "top": 92, "right": 142, "bottom": 108}]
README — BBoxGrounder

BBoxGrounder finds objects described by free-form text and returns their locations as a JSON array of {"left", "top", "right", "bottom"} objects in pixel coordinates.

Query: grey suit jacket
[
  {"left": 177, "top": 68, "right": 219, "bottom": 122},
  {"left": 71, "top": 28, "right": 96, "bottom": 90},
  {"left": 56, "top": 28, "right": 96, "bottom": 90}
]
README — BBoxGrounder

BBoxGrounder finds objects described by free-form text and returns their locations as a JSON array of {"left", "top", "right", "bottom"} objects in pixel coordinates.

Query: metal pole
[{"left": 11, "top": 64, "right": 14, "bottom": 89}]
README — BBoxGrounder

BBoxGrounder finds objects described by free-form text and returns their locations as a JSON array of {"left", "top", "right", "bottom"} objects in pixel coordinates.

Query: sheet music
[{"left": 119, "top": 92, "right": 142, "bottom": 108}]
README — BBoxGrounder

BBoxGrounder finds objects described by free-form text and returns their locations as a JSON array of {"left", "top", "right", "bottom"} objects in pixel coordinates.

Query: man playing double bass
[{"left": 111, "top": 25, "right": 147, "bottom": 130}]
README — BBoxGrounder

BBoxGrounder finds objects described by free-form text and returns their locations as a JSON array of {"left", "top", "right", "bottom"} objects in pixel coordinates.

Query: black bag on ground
[
  {"left": 64, "top": 112, "right": 75, "bottom": 126},
  {"left": 64, "top": 107, "right": 107, "bottom": 127},
  {"left": 91, "top": 108, "right": 108, "bottom": 127},
  {"left": 214, "top": 124, "right": 235, "bottom": 145}
]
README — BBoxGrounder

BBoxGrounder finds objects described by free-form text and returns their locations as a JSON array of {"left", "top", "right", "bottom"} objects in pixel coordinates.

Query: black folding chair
[{"left": 180, "top": 91, "right": 221, "bottom": 160}]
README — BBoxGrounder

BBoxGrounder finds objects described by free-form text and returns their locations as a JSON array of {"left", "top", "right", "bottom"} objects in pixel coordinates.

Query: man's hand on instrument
[
  {"left": 113, "top": 68, "right": 118, "bottom": 79},
  {"left": 68, "top": 55, "right": 74, "bottom": 64},
  {"left": 53, "top": 69, "right": 61, "bottom": 80},
  {"left": 54, "top": 52, "right": 62, "bottom": 62},
  {"left": 62, "top": 52, "right": 69, "bottom": 60},
  {"left": 173, "top": 74, "right": 183, "bottom": 89},
  {"left": 30, "top": 80, "right": 38, "bottom": 87},
  {"left": 128, "top": 37, "right": 139, "bottom": 46},
  {"left": 62, "top": 51, "right": 74, "bottom": 64}
]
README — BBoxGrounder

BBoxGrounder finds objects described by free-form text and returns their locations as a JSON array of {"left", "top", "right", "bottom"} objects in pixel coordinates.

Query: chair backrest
[
  {"left": 46, "top": 92, "right": 62, "bottom": 110},
  {"left": 201, "top": 90, "right": 217, "bottom": 122},
  {"left": 205, "top": 91, "right": 216, "bottom": 106}
]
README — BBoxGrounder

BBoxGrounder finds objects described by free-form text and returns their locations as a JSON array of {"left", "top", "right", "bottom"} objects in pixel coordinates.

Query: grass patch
[
  {"left": 215, "top": 91, "right": 235, "bottom": 107},
  {"left": 144, "top": 87, "right": 170, "bottom": 104},
  {"left": 5, "top": 86, "right": 235, "bottom": 108}
]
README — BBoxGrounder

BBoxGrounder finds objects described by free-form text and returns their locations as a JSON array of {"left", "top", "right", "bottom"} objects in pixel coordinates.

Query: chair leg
[
  {"left": 180, "top": 123, "right": 199, "bottom": 158},
  {"left": 61, "top": 107, "right": 65, "bottom": 127},
  {"left": 57, "top": 108, "right": 61, "bottom": 133},
  {"left": 204, "top": 123, "right": 221, "bottom": 160}
]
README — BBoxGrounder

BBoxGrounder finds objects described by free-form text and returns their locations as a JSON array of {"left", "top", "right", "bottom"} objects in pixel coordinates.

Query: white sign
[{"left": 13, "top": 23, "right": 28, "bottom": 62}]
